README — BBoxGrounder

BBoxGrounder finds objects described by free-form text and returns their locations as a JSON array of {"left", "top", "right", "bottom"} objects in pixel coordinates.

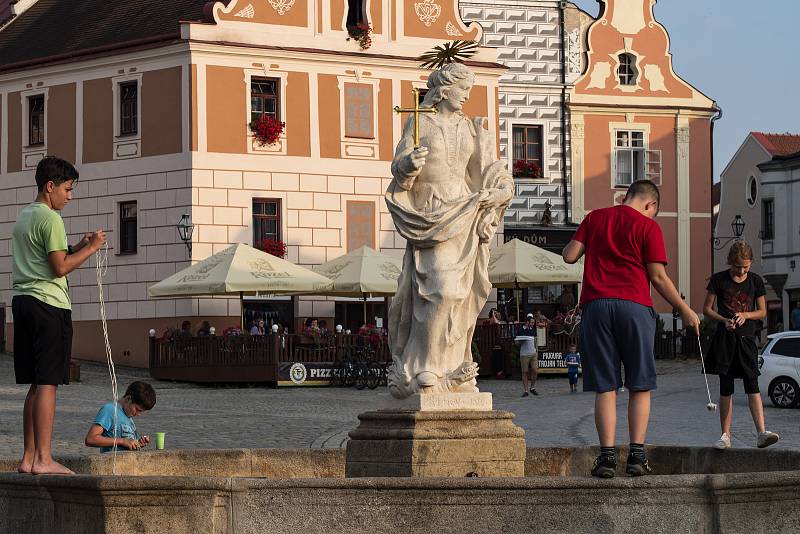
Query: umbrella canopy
[
  {"left": 311, "top": 246, "right": 403, "bottom": 298},
  {"left": 148, "top": 243, "right": 333, "bottom": 298},
  {"left": 488, "top": 238, "right": 582, "bottom": 288}
]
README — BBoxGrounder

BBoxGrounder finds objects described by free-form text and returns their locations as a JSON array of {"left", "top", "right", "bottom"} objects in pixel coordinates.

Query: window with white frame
[
  {"left": 618, "top": 53, "right": 638, "bottom": 86},
  {"left": 512, "top": 125, "right": 544, "bottom": 179},
  {"left": 613, "top": 130, "right": 661, "bottom": 187},
  {"left": 250, "top": 77, "right": 280, "bottom": 125},
  {"left": 119, "top": 81, "right": 138, "bottom": 136},
  {"left": 118, "top": 201, "right": 138, "bottom": 254},
  {"left": 746, "top": 176, "right": 758, "bottom": 207},
  {"left": 28, "top": 94, "right": 45, "bottom": 146},
  {"left": 762, "top": 199, "right": 774, "bottom": 240},
  {"left": 346, "top": 0, "right": 367, "bottom": 30}
]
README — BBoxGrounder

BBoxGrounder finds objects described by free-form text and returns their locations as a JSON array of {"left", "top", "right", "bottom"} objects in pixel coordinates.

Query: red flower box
[
  {"left": 250, "top": 115, "right": 285, "bottom": 146},
  {"left": 255, "top": 238, "right": 287, "bottom": 259},
  {"left": 513, "top": 160, "right": 541, "bottom": 179}
]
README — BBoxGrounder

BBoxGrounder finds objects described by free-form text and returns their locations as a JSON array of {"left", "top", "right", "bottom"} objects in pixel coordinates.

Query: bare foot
[
  {"left": 31, "top": 460, "right": 74, "bottom": 475},
  {"left": 17, "top": 460, "right": 33, "bottom": 474}
]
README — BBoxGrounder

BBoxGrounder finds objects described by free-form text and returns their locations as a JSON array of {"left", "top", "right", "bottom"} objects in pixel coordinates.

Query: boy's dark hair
[
  {"left": 125, "top": 381, "right": 156, "bottom": 410},
  {"left": 624, "top": 179, "right": 660, "bottom": 204},
  {"left": 35, "top": 156, "right": 79, "bottom": 191}
]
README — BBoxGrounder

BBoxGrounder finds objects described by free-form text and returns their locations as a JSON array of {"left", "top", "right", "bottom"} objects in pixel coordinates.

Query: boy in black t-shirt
[{"left": 702, "top": 241, "right": 779, "bottom": 450}]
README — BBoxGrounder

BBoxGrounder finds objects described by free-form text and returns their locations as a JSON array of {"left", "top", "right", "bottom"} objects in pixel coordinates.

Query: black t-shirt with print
[{"left": 707, "top": 270, "right": 766, "bottom": 337}]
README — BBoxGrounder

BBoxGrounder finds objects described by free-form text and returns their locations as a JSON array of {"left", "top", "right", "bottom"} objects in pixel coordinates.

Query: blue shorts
[
  {"left": 579, "top": 299, "right": 657, "bottom": 393},
  {"left": 568, "top": 369, "right": 579, "bottom": 385}
]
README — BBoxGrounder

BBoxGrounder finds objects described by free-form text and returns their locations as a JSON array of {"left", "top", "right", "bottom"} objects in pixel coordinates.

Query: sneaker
[
  {"left": 625, "top": 454, "right": 652, "bottom": 476},
  {"left": 591, "top": 455, "right": 617, "bottom": 478},
  {"left": 530, "top": 388, "right": 539, "bottom": 396},
  {"left": 521, "top": 392, "right": 529, "bottom": 398},
  {"left": 713, "top": 433, "right": 731, "bottom": 450},
  {"left": 757, "top": 431, "right": 779, "bottom": 449}
]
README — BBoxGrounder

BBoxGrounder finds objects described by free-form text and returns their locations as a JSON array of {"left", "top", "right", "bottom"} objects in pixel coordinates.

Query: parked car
[{"left": 758, "top": 331, "right": 800, "bottom": 408}]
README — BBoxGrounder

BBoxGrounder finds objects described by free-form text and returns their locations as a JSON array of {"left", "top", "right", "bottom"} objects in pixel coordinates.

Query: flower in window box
[
  {"left": 255, "top": 238, "right": 287, "bottom": 259},
  {"left": 512, "top": 160, "right": 541, "bottom": 179},
  {"left": 346, "top": 22, "right": 373, "bottom": 50},
  {"left": 249, "top": 115, "right": 285, "bottom": 146}
]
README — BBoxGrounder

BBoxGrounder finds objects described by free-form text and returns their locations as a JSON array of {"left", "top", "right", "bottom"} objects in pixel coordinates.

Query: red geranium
[
  {"left": 512, "top": 160, "right": 541, "bottom": 179},
  {"left": 255, "top": 238, "right": 287, "bottom": 259},
  {"left": 347, "top": 22, "right": 373, "bottom": 50},
  {"left": 250, "top": 115, "right": 285, "bottom": 146},
  {"left": 358, "top": 323, "right": 383, "bottom": 345}
]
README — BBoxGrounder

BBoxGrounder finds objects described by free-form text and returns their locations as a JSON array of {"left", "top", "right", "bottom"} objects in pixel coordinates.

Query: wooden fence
[
  {"left": 150, "top": 324, "right": 700, "bottom": 383},
  {"left": 149, "top": 333, "right": 390, "bottom": 383}
]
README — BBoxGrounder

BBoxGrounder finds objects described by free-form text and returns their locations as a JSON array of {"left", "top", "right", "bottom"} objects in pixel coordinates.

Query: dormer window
[{"left": 618, "top": 53, "right": 638, "bottom": 86}]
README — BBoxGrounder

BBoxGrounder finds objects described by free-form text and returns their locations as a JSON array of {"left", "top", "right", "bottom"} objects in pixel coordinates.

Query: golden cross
[{"left": 393, "top": 88, "right": 438, "bottom": 149}]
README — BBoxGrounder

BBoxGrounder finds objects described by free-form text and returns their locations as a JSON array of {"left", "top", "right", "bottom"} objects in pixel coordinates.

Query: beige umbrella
[
  {"left": 148, "top": 243, "right": 333, "bottom": 329},
  {"left": 488, "top": 238, "right": 583, "bottom": 320},
  {"left": 310, "top": 246, "right": 403, "bottom": 323}
]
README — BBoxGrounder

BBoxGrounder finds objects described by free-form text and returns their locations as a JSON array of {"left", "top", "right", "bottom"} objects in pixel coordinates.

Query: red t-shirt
[{"left": 572, "top": 205, "right": 668, "bottom": 308}]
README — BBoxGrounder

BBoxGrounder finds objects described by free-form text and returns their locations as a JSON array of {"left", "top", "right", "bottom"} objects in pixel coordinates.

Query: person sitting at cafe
[
  {"left": 197, "top": 321, "right": 212, "bottom": 337},
  {"left": 177, "top": 320, "right": 192, "bottom": 340},
  {"left": 249, "top": 319, "right": 265, "bottom": 336}
]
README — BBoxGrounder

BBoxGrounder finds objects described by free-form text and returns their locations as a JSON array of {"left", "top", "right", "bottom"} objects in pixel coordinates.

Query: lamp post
[
  {"left": 712, "top": 214, "right": 746, "bottom": 250},
  {"left": 176, "top": 213, "right": 194, "bottom": 255}
]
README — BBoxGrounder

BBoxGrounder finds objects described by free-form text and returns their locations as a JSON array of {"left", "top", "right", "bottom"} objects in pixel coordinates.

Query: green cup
[{"left": 154, "top": 432, "right": 165, "bottom": 450}]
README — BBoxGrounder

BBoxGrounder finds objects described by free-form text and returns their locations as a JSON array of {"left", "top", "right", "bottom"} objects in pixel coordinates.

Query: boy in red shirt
[{"left": 562, "top": 180, "right": 699, "bottom": 478}]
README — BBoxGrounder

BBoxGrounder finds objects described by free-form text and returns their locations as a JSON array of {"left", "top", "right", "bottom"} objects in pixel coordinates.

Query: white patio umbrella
[
  {"left": 310, "top": 246, "right": 403, "bottom": 323},
  {"left": 148, "top": 243, "right": 333, "bottom": 329},
  {"left": 488, "top": 238, "right": 583, "bottom": 320}
]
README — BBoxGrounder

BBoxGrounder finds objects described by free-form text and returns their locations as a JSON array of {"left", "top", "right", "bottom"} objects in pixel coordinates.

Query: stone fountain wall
[{"left": 1, "top": 447, "right": 799, "bottom": 534}]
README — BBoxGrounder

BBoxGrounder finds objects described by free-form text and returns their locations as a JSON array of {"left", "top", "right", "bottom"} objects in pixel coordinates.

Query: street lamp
[
  {"left": 176, "top": 213, "right": 194, "bottom": 254},
  {"left": 713, "top": 214, "right": 745, "bottom": 250}
]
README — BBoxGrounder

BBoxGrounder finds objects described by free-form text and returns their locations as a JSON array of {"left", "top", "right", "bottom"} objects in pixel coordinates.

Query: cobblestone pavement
[{"left": 0, "top": 354, "right": 798, "bottom": 459}]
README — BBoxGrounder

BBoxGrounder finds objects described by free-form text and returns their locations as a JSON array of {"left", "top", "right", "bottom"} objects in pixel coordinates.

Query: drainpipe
[
  {"left": 710, "top": 104, "right": 723, "bottom": 274},
  {"left": 559, "top": 1, "right": 570, "bottom": 225}
]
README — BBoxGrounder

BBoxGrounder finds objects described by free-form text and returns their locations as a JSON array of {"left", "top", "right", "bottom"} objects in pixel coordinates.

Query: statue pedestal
[{"left": 346, "top": 394, "right": 526, "bottom": 478}]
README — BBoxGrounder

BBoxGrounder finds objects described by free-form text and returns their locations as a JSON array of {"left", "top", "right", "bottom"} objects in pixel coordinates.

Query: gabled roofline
[{"left": 718, "top": 132, "right": 771, "bottom": 180}]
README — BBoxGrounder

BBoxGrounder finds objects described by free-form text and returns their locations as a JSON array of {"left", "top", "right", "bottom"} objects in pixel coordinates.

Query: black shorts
[{"left": 12, "top": 295, "right": 72, "bottom": 385}]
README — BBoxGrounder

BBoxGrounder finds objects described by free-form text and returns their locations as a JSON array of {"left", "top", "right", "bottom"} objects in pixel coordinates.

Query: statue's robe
[{"left": 386, "top": 112, "right": 513, "bottom": 398}]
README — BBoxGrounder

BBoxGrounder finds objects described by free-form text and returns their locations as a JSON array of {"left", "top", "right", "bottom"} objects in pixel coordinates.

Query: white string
[
  {"left": 697, "top": 340, "right": 716, "bottom": 409},
  {"left": 95, "top": 242, "right": 119, "bottom": 474}
]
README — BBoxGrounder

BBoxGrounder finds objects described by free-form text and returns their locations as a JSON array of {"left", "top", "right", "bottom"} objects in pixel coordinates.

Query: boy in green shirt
[{"left": 12, "top": 156, "right": 106, "bottom": 475}]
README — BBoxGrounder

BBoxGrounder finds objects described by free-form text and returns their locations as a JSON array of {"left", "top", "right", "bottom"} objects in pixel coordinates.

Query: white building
[
  {"left": 758, "top": 150, "right": 800, "bottom": 329},
  {"left": 716, "top": 132, "right": 800, "bottom": 331}
]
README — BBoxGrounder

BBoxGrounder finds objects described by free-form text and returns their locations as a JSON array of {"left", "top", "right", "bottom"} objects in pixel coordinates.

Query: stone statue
[{"left": 385, "top": 63, "right": 514, "bottom": 399}]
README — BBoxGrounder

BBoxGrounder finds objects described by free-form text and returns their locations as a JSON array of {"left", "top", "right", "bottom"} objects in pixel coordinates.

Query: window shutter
[{"left": 645, "top": 149, "right": 662, "bottom": 185}]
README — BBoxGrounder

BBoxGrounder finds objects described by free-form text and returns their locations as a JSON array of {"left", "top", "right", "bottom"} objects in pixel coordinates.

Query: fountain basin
[{"left": 1, "top": 446, "right": 798, "bottom": 533}]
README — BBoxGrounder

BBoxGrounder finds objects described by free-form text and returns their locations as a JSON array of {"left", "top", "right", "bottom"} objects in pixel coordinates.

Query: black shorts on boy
[{"left": 12, "top": 295, "right": 73, "bottom": 385}]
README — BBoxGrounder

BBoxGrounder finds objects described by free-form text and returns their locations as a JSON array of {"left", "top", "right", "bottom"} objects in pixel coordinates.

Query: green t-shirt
[{"left": 12, "top": 202, "right": 71, "bottom": 310}]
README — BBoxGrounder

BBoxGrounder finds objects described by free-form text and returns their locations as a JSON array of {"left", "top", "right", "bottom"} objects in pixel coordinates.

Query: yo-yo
[{"left": 707, "top": 402, "right": 718, "bottom": 412}]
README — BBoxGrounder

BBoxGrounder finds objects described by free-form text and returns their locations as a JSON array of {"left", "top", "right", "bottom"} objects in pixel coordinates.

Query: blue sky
[{"left": 569, "top": 0, "right": 799, "bottom": 180}]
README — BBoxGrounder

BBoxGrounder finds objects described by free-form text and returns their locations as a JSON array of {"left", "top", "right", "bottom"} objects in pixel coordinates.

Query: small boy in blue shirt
[
  {"left": 85, "top": 381, "right": 156, "bottom": 452},
  {"left": 563, "top": 343, "right": 581, "bottom": 393}
]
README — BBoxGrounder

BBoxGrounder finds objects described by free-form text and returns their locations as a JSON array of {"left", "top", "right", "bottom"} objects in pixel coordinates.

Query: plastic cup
[{"left": 154, "top": 432, "right": 165, "bottom": 450}]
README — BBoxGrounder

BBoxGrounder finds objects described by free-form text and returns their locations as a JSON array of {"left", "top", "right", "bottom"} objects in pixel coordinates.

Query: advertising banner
[{"left": 277, "top": 362, "right": 336, "bottom": 386}]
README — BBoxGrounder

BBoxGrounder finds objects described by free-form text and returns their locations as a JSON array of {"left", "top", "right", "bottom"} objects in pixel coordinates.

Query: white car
[{"left": 758, "top": 331, "right": 800, "bottom": 408}]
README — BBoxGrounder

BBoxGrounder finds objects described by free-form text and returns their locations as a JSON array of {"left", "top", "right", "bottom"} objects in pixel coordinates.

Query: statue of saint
[{"left": 386, "top": 63, "right": 514, "bottom": 399}]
